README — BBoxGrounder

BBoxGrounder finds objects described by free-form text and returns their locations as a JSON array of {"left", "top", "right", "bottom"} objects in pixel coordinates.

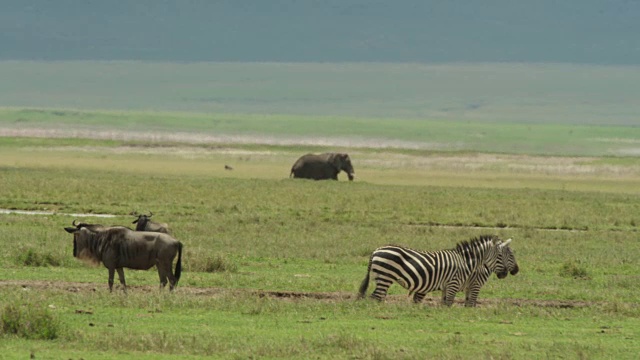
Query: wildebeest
[
  {"left": 132, "top": 212, "right": 171, "bottom": 234},
  {"left": 64, "top": 221, "right": 183, "bottom": 292}
]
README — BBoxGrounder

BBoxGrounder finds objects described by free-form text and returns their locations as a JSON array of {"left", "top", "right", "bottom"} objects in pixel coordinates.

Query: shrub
[
  {"left": 1, "top": 304, "right": 60, "bottom": 340},
  {"left": 16, "top": 248, "right": 62, "bottom": 267},
  {"left": 560, "top": 261, "right": 590, "bottom": 280},
  {"left": 203, "top": 255, "right": 238, "bottom": 273},
  {"left": 189, "top": 254, "right": 238, "bottom": 273}
]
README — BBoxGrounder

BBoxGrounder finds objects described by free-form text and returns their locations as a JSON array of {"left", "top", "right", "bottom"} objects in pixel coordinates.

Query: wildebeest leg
[
  {"left": 157, "top": 264, "right": 168, "bottom": 289},
  {"left": 108, "top": 268, "right": 115, "bottom": 292},
  {"left": 116, "top": 268, "right": 127, "bottom": 293},
  {"left": 167, "top": 268, "right": 178, "bottom": 291}
]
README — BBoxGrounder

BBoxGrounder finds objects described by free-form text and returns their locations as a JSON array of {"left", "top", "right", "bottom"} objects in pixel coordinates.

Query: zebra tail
[
  {"left": 358, "top": 271, "right": 370, "bottom": 299},
  {"left": 358, "top": 256, "right": 374, "bottom": 299},
  {"left": 174, "top": 242, "right": 183, "bottom": 283}
]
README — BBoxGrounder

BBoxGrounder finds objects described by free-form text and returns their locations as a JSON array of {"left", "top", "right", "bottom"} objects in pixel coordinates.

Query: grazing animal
[
  {"left": 224, "top": 165, "right": 234, "bottom": 170},
  {"left": 64, "top": 221, "right": 183, "bottom": 292},
  {"left": 290, "top": 153, "right": 355, "bottom": 181},
  {"left": 464, "top": 238, "right": 519, "bottom": 307},
  {"left": 358, "top": 235, "right": 507, "bottom": 306},
  {"left": 132, "top": 212, "right": 171, "bottom": 234}
]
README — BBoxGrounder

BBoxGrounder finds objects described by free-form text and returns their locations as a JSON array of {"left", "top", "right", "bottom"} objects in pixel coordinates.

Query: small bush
[
  {"left": 1, "top": 304, "right": 60, "bottom": 340},
  {"left": 560, "top": 261, "right": 590, "bottom": 280},
  {"left": 189, "top": 254, "right": 238, "bottom": 273},
  {"left": 17, "top": 248, "right": 62, "bottom": 267},
  {"left": 203, "top": 255, "right": 238, "bottom": 273}
]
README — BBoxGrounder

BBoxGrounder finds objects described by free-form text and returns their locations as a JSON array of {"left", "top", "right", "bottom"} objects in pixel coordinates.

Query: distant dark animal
[
  {"left": 464, "top": 238, "right": 519, "bottom": 307},
  {"left": 358, "top": 235, "right": 507, "bottom": 306},
  {"left": 64, "top": 221, "right": 182, "bottom": 292},
  {"left": 224, "top": 165, "right": 234, "bottom": 170},
  {"left": 132, "top": 212, "right": 171, "bottom": 234},
  {"left": 290, "top": 153, "right": 355, "bottom": 181}
]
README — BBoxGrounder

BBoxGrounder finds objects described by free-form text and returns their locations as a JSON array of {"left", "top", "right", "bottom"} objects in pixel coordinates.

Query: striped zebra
[
  {"left": 358, "top": 235, "right": 508, "bottom": 306},
  {"left": 464, "top": 238, "right": 519, "bottom": 307}
]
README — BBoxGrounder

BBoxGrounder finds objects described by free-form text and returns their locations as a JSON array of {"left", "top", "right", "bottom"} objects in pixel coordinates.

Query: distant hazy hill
[{"left": 2, "top": 0, "right": 639, "bottom": 64}]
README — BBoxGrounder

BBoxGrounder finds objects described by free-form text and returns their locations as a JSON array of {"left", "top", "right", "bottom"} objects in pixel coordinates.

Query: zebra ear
[{"left": 499, "top": 238, "right": 512, "bottom": 248}]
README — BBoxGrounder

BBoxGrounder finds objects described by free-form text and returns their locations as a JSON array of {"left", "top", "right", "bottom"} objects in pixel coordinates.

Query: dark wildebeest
[
  {"left": 290, "top": 153, "right": 355, "bottom": 181},
  {"left": 132, "top": 212, "right": 171, "bottom": 234},
  {"left": 64, "top": 221, "right": 182, "bottom": 292}
]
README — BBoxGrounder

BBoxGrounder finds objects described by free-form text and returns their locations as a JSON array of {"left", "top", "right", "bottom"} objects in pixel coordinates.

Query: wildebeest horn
[
  {"left": 149, "top": 211, "right": 153, "bottom": 217},
  {"left": 72, "top": 219, "right": 79, "bottom": 227}
]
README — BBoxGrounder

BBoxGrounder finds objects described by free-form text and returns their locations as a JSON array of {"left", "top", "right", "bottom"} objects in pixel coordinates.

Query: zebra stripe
[
  {"left": 464, "top": 239, "right": 519, "bottom": 307},
  {"left": 358, "top": 235, "right": 505, "bottom": 306}
]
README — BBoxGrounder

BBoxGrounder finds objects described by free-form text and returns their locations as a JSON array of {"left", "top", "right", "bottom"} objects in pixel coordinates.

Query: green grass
[
  {"left": 2, "top": 61, "right": 640, "bottom": 157},
  {"left": 0, "top": 137, "right": 639, "bottom": 358},
  {"left": 2, "top": 107, "right": 640, "bottom": 156},
  {"left": 1, "top": 61, "right": 640, "bottom": 126}
]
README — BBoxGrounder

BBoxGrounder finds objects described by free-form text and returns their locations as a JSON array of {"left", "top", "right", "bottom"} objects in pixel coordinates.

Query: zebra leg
[
  {"left": 464, "top": 288, "right": 480, "bottom": 307},
  {"left": 116, "top": 268, "right": 127, "bottom": 293},
  {"left": 412, "top": 292, "right": 427, "bottom": 303},
  {"left": 441, "top": 284, "right": 459, "bottom": 306},
  {"left": 371, "top": 278, "right": 392, "bottom": 301}
]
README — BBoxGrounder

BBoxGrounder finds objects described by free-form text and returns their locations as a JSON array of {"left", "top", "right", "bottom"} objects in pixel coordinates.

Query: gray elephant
[{"left": 290, "top": 153, "right": 355, "bottom": 181}]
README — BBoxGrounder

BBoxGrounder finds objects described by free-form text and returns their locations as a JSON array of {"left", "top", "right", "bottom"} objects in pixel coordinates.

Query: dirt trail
[{"left": 0, "top": 279, "right": 600, "bottom": 309}]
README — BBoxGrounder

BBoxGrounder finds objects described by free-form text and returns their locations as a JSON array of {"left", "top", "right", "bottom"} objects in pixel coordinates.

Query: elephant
[{"left": 290, "top": 153, "right": 355, "bottom": 181}]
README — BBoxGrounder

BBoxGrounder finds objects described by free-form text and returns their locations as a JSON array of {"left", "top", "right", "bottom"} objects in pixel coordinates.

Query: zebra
[
  {"left": 464, "top": 238, "right": 519, "bottom": 307},
  {"left": 358, "top": 235, "right": 508, "bottom": 306}
]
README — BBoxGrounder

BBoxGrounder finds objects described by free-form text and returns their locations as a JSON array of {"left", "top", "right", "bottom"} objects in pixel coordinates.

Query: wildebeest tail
[
  {"left": 174, "top": 242, "right": 183, "bottom": 283},
  {"left": 357, "top": 253, "right": 374, "bottom": 299}
]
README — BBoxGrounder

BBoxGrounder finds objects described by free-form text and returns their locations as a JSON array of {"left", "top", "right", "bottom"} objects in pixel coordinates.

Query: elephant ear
[{"left": 329, "top": 153, "right": 344, "bottom": 169}]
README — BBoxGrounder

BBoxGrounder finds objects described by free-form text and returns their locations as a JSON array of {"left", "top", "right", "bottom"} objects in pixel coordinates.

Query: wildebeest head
[
  {"left": 331, "top": 153, "right": 355, "bottom": 181},
  {"left": 132, "top": 212, "right": 153, "bottom": 231},
  {"left": 64, "top": 220, "right": 104, "bottom": 263}
]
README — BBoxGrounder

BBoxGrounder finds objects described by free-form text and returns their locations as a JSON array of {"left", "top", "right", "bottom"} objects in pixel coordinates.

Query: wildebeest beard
[
  {"left": 73, "top": 231, "right": 110, "bottom": 267},
  {"left": 75, "top": 248, "right": 101, "bottom": 267}
]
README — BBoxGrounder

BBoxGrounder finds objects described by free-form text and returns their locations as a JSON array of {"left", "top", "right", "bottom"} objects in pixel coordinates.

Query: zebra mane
[{"left": 454, "top": 235, "right": 498, "bottom": 253}]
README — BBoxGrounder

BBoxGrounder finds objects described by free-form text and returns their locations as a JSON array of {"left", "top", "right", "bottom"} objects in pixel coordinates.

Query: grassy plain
[
  {"left": 0, "top": 131, "right": 639, "bottom": 358},
  {"left": 2, "top": 61, "right": 640, "bottom": 126},
  {"left": 2, "top": 107, "right": 640, "bottom": 157}
]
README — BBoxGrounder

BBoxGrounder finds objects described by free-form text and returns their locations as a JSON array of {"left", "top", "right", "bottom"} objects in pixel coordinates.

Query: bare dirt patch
[{"left": 1, "top": 280, "right": 600, "bottom": 309}]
